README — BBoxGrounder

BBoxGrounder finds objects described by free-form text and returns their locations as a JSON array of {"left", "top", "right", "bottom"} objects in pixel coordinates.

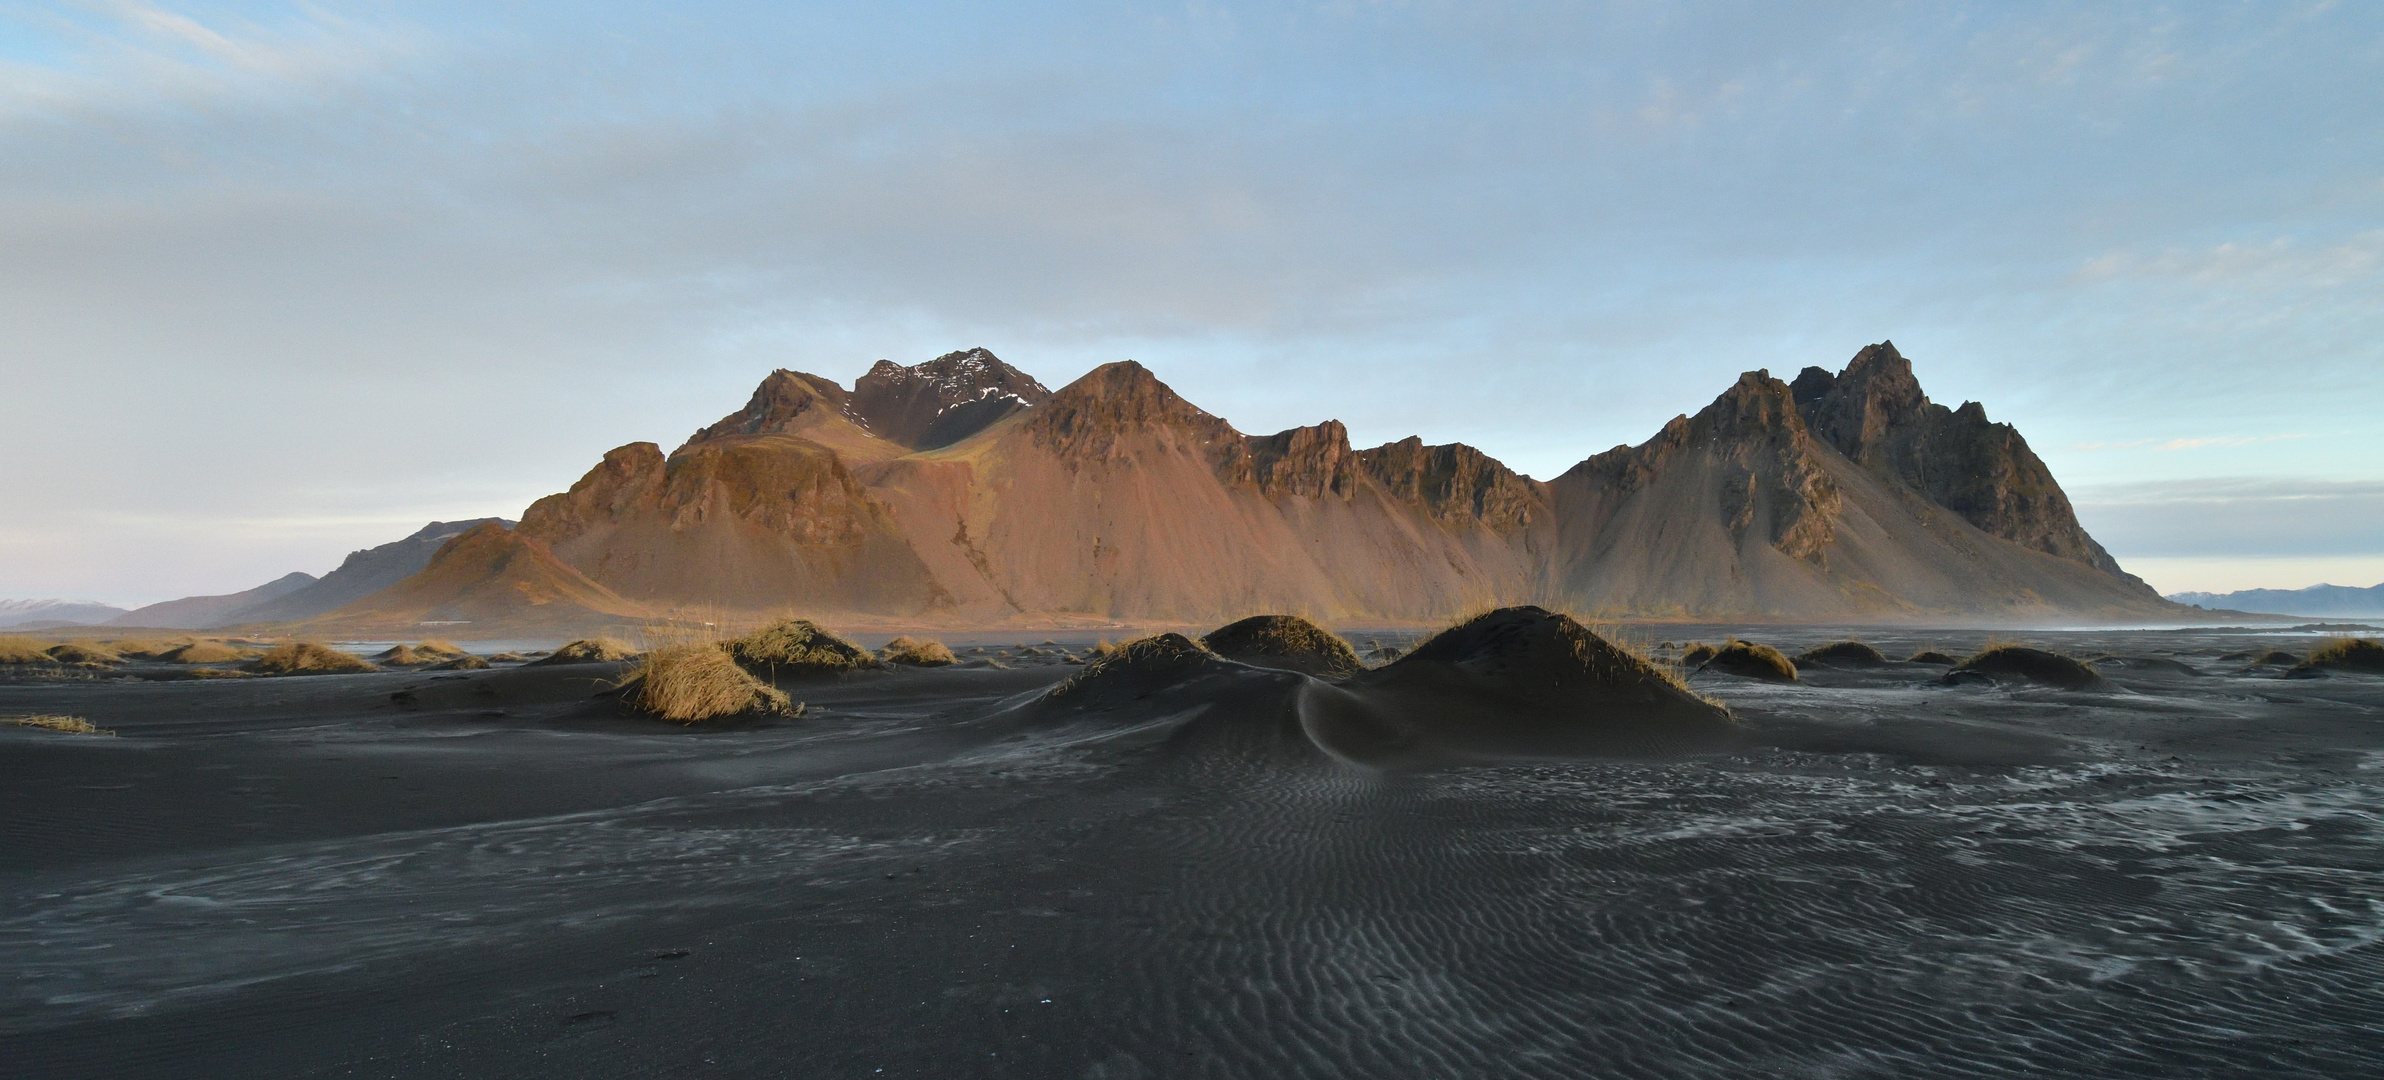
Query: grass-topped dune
[
  {"left": 249, "top": 642, "right": 379, "bottom": 676},
  {"left": 727, "top": 619, "right": 877, "bottom": 677},
  {"left": 1199, "top": 615, "right": 1364, "bottom": 678},
  {"left": 616, "top": 643, "right": 796, "bottom": 723},
  {"left": 878, "top": 635, "right": 957, "bottom": 666},
  {"left": 1311, "top": 607, "right": 1736, "bottom": 761},
  {"left": 531, "top": 638, "right": 641, "bottom": 665},
  {"left": 1947, "top": 645, "right": 2104, "bottom": 690},
  {"left": 2292, "top": 637, "right": 2384, "bottom": 676},
  {"left": 1795, "top": 641, "right": 1885, "bottom": 667},
  {"left": 158, "top": 641, "right": 253, "bottom": 664},
  {"left": 1698, "top": 639, "right": 1798, "bottom": 682}
]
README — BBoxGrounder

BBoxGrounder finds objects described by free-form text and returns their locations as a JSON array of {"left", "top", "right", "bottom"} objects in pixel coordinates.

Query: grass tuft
[
  {"left": 6, "top": 714, "right": 112, "bottom": 735},
  {"left": 160, "top": 641, "right": 251, "bottom": 664},
  {"left": 621, "top": 643, "right": 795, "bottom": 723},
  {"left": 2294, "top": 637, "right": 2384, "bottom": 675},
  {"left": 727, "top": 619, "right": 876, "bottom": 677},
  {"left": 533, "top": 638, "right": 642, "bottom": 665},
  {"left": 45, "top": 642, "right": 123, "bottom": 666},
  {"left": 878, "top": 635, "right": 957, "bottom": 666},
  {"left": 250, "top": 642, "right": 379, "bottom": 676}
]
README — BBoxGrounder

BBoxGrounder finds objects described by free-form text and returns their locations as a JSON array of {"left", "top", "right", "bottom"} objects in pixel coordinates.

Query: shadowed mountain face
[
  {"left": 848, "top": 347, "right": 1053, "bottom": 450},
  {"left": 326, "top": 344, "right": 2180, "bottom": 630}
]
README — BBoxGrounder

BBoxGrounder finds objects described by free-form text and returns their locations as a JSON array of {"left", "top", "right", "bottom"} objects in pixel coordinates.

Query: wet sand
[{"left": 4, "top": 627, "right": 2382, "bottom": 1078}]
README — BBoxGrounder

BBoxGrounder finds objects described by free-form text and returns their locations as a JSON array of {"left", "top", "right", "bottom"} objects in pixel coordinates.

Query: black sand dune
[{"left": 4, "top": 624, "right": 2383, "bottom": 1078}]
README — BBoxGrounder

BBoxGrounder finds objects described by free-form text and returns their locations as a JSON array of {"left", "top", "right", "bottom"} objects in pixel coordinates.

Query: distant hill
[
  {"left": 95, "top": 519, "right": 516, "bottom": 630},
  {"left": 108, "top": 572, "right": 317, "bottom": 630},
  {"left": 2168, "top": 583, "right": 2384, "bottom": 618},
  {"left": 233, "top": 519, "right": 514, "bottom": 624},
  {"left": 311, "top": 341, "right": 2196, "bottom": 632},
  {"left": 0, "top": 599, "right": 131, "bottom": 630}
]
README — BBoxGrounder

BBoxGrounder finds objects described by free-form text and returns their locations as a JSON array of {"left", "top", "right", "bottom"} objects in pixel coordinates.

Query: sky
[{"left": 2, "top": 0, "right": 2380, "bottom": 606}]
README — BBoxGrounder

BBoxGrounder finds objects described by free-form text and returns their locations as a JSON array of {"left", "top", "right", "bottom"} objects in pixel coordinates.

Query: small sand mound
[
  {"left": 878, "top": 636, "right": 957, "bottom": 666},
  {"left": 487, "top": 652, "right": 532, "bottom": 663},
  {"left": 1046, "top": 633, "right": 1217, "bottom": 701},
  {"left": 1796, "top": 641, "right": 1885, "bottom": 667},
  {"left": 6, "top": 714, "right": 111, "bottom": 735},
  {"left": 1700, "top": 640, "right": 1797, "bottom": 682},
  {"left": 432, "top": 654, "right": 491, "bottom": 671},
  {"left": 619, "top": 644, "right": 795, "bottom": 723},
  {"left": 531, "top": 638, "right": 641, "bottom": 665},
  {"left": 45, "top": 642, "right": 123, "bottom": 666},
  {"left": 2294, "top": 637, "right": 2384, "bottom": 675},
  {"left": 0, "top": 636, "right": 56, "bottom": 665},
  {"left": 1948, "top": 646, "right": 2103, "bottom": 690},
  {"left": 249, "top": 642, "right": 379, "bottom": 676},
  {"left": 159, "top": 641, "right": 250, "bottom": 664},
  {"left": 1906, "top": 649, "right": 1957, "bottom": 665},
  {"left": 728, "top": 620, "right": 876, "bottom": 676},
  {"left": 1679, "top": 642, "right": 1718, "bottom": 667},
  {"left": 1199, "top": 615, "right": 1364, "bottom": 678}
]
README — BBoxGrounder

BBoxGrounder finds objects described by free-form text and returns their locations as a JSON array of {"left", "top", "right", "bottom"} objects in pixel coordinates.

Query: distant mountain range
[
  {"left": 75, "top": 520, "right": 512, "bottom": 630},
  {"left": 2168, "top": 583, "right": 2384, "bottom": 619},
  {"left": 0, "top": 599, "right": 132, "bottom": 630},
  {"left": 7, "top": 343, "right": 2227, "bottom": 634},
  {"left": 287, "top": 341, "right": 2191, "bottom": 632}
]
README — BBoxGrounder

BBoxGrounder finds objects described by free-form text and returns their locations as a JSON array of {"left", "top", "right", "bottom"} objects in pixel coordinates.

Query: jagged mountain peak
[
  {"left": 691, "top": 369, "right": 853, "bottom": 444},
  {"left": 848, "top": 347, "right": 1053, "bottom": 449},
  {"left": 1027, "top": 361, "right": 1236, "bottom": 458}
]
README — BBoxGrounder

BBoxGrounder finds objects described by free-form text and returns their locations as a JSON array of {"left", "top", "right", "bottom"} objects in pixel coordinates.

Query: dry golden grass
[
  {"left": 250, "top": 642, "right": 379, "bottom": 676},
  {"left": 1906, "top": 649, "right": 1958, "bottom": 665},
  {"left": 728, "top": 619, "right": 875, "bottom": 676},
  {"left": 1199, "top": 615, "right": 1364, "bottom": 678},
  {"left": 1090, "top": 638, "right": 1121, "bottom": 658},
  {"left": 621, "top": 643, "right": 795, "bottom": 723},
  {"left": 0, "top": 635, "right": 51, "bottom": 665},
  {"left": 159, "top": 641, "right": 251, "bottom": 664},
  {"left": 2299, "top": 637, "right": 2384, "bottom": 674},
  {"left": 433, "top": 654, "right": 492, "bottom": 671},
  {"left": 5, "top": 714, "right": 112, "bottom": 735},
  {"left": 45, "top": 642, "right": 124, "bottom": 665},
  {"left": 878, "top": 635, "right": 957, "bottom": 666},
  {"left": 1679, "top": 642, "right": 1718, "bottom": 667},
  {"left": 110, "top": 639, "right": 182, "bottom": 660},
  {"left": 533, "top": 637, "right": 642, "bottom": 665}
]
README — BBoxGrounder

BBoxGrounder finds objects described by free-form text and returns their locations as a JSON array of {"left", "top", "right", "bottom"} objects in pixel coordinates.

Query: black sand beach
[{"left": 5, "top": 627, "right": 2383, "bottom": 1078}]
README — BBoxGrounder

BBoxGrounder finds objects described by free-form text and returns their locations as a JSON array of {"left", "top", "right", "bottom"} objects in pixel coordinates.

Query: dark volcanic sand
[{"left": 4, "top": 628, "right": 2382, "bottom": 1078}]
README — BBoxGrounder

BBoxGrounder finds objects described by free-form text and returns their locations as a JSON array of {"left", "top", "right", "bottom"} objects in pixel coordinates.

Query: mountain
[
  {"left": 0, "top": 599, "right": 131, "bottom": 630},
  {"left": 108, "top": 572, "right": 317, "bottom": 629},
  {"left": 2169, "top": 582, "right": 2384, "bottom": 619},
  {"left": 293, "top": 522, "right": 632, "bottom": 635},
  {"left": 232, "top": 519, "right": 514, "bottom": 624},
  {"left": 320, "top": 343, "right": 2191, "bottom": 631}
]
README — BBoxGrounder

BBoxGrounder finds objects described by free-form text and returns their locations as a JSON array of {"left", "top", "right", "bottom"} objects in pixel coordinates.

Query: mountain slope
[
  {"left": 297, "top": 522, "right": 635, "bottom": 634},
  {"left": 326, "top": 343, "right": 2191, "bottom": 630},
  {"left": 233, "top": 519, "right": 515, "bottom": 624},
  {"left": 109, "top": 572, "right": 317, "bottom": 629}
]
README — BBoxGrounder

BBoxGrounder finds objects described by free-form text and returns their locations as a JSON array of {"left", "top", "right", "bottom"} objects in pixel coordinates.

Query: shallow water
[{"left": 1, "top": 628, "right": 2379, "bottom": 1078}]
